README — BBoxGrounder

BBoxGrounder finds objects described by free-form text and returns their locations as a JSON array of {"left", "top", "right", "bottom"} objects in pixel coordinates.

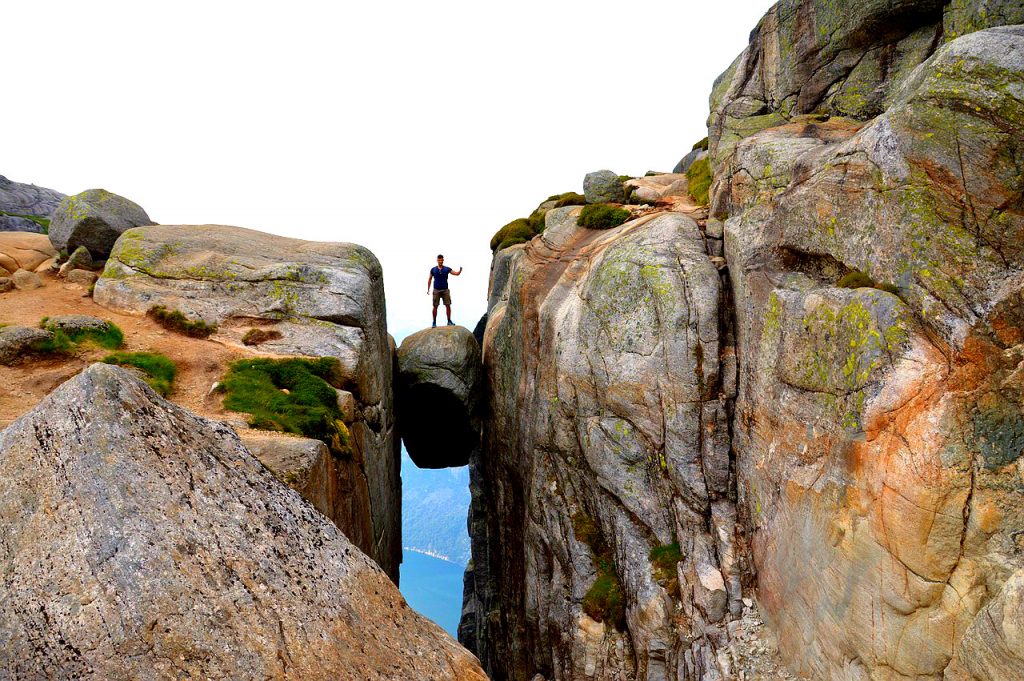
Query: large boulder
[
  {"left": 0, "top": 175, "right": 65, "bottom": 233},
  {"left": 0, "top": 231, "right": 58, "bottom": 276},
  {"left": 49, "top": 189, "right": 154, "bottom": 258},
  {"left": 396, "top": 326, "right": 481, "bottom": 469},
  {"left": 583, "top": 169, "right": 626, "bottom": 204},
  {"left": 714, "top": 20, "right": 1024, "bottom": 681},
  {"left": 462, "top": 206, "right": 745, "bottom": 680},
  {"left": 0, "top": 363, "right": 486, "bottom": 680},
  {"left": 94, "top": 224, "right": 400, "bottom": 580}
]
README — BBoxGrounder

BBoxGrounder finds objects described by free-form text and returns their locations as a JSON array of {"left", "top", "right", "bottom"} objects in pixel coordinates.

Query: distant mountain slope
[{"left": 401, "top": 448, "right": 471, "bottom": 565}]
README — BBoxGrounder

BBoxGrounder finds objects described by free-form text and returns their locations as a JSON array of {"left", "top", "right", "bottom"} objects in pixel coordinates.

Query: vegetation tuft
[
  {"left": 686, "top": 157, "right": 712, "bottom": 206},
  {"left": 491, "top": 192, "right": 591, "bottom": 253},
  {"left": 242, "top": 328, "right": 283, "bottom": 346},
  {"left": 0, "top": 210, "right": 50, "bottom": 234},
  {"left": 649, "top": 542, "right": 683, "bottom": 595},
  {"left": 219, "top": 357, "right": 351, "bottom": 456},
  {"left": 548, "top": 192, "right": 587, "bottom": 208},
  {"left": 837, "top": 270, "right": 899, "bottom": 295},
  {"left": 572, "top": 511, "right": 627, "bottom": 629},
  {"left": 147, "top": 305, "right": 217, "bottom": 338},
  {"left": 102, "top": 351, "right": 177, "bottom": 396},
  {"left": 34, "top": 318, "right": 125, "bottom": 354},
  {"left": 577, "top": 204, "right": 631, "bottom": 230},
  {"left": 692, "top": 136, "right": 710, "bottom": 151}
]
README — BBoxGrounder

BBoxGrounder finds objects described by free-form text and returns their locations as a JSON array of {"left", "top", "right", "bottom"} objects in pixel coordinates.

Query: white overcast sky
[{"left": 6, "top": 0, "right": 774, "bottom": 343}]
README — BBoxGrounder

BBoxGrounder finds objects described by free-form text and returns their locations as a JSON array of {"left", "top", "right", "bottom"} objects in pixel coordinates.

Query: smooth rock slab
[
  {"left": 396, "top": 326, "right": 481, "bottom": 468},
  {"left": 0, "top": 231, "right": 58, "bottom": 276},
  {"left": 0, "top": 364, "right": 485, "bottom": 681}
]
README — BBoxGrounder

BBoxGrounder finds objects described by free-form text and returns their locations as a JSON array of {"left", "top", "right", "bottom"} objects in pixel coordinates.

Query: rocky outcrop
[
  {"left": 396, "top": 326, "right": 481, "bottom": 469},
  {"left": 0, "top": 363, "right": 485, "bottom": 680},
  {"left": 94, "top": 224, "right": 401, "bottom": 580},
  {"left": 49, "top": 189, "right": 155, "bottom": 258},
  {"left": 462, "top": 205, "right": 747, "bottom": 680},
  {"left": 0, "top": 175, "right": 65, "bottom": 233},
  {"left": 0, "top": 231, "right": 58, "bottom": 276},
  {"left": 711, "top": 4, "right": 1024, "bottom": 679},
  {"left": 584, "top": 170, "right": 627, "bottom": 204}
]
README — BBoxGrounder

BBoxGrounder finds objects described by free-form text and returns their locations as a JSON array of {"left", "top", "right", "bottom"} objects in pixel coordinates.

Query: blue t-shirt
[{"left": 431, "top": 266, "right": 452, "bottom": 290}]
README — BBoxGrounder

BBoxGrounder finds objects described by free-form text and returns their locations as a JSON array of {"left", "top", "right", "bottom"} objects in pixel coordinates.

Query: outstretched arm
[
  {"left": 451, "top": 267, "right": 464, "bottom": 276},
  {"left": 426, "top": 272, "right": 433, "bottom": 294}
]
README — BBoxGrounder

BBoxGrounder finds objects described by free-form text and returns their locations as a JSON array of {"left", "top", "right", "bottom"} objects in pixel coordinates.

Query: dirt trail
[{"left": 0, "top": 271, "right": 258, "bottom": 429}]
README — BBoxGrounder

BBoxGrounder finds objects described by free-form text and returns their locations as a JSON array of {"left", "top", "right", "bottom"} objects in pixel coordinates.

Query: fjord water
[{"left": 398, "top": 448, "right": 471, "bottom": 637}]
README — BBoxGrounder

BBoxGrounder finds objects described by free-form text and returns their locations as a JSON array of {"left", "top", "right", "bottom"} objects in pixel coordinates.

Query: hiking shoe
[
  {"left": 447, "top": 320, "right": 455, "bottom": 326},
  {"left": 431, "top": 322, "right": 437, "bottom": 328}
]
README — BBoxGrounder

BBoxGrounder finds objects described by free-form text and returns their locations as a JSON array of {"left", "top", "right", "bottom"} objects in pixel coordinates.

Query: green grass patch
[
  {"left": 490, "top": 217, "right": 536, "bottom": 252},
  {"left": 147, "top": 305, "right": 217, "bottom": 338},
  {"left": 572, "top": 511, "right": 626, "bottom": 629},
  {"left": 34, "top": 317, "right": 125, "bottom": 354},
  {"left": 102, "top": 351, "right": 177, "bottom": 396},
  {"left": 686, "top": 157, "right": 712, "bottom": 206},
  {"left": 0, "top": 210, "right": 50, "bottom": 233},
  {"left": 548, "top": 191, "right": 587, "bottom": 208},
  {"left": 837, "top": 270, "right": 899, "bottom": 294},
  {"left": 649, "top": 543, "right": 682, "bottom": 594},
  {"left": 242, "top": 328, "right": 283, "bottom": 346},
  {"left": 219, "top": 357, "right": 351, "bottom": 456},
  {"left": 577, "top": 204, "right": 631, "bottom": 230},
  {"left": 692, "top": 136, "right": 709, "bottom": 151}
]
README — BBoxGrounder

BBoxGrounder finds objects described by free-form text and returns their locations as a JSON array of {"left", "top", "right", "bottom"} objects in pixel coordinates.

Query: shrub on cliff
[
  {"left": 101, "top": 351, "right": 177, "bottom": 396},
  {"left": 577, "top": 204, "right": 631, "bottom": 230},
  {"left": 219, "top": 357, "right": 351, "bottom": 456},
  {"left": 572, "top": 511, "right": 627, "bottom": 629},
  {"left": 692, "top": 136, "right": 709, "bottom": 151},
  {"left": 147, "top": 305, "right": 217, "bottom": 338},
  {"left": 686, "top": 157, "right": 712, "bottom": 206},
  {"left": 242, "top": 327, "right": 283, "bottom": 346}
]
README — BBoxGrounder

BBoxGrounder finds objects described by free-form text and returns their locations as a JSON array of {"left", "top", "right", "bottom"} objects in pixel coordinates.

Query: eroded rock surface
[
  {"left": 713, "top": 10, "right": 1024, "bottom": 680},
  {"left": 396, "top": 326, "right": 481, "bottom": 469},
  {"left": 94, "top": 224, "right": 400, "bottom": 579},
  {"left": 0, "top": 231, "right": 57, "bottom": 276},
  {"left": 462, "top": 205, "right": 747, "bottom": 680},
  {"left": 49, "top": 189, "right": 155, "bottom": 258},
  {"left": 0, "top": 175, "right": 65, "bottom": 233},
  {"left": 0, "top": 364, "right": 485, "bottom": 680}
]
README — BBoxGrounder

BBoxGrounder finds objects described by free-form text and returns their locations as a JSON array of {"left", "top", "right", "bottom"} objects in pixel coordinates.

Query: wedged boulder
[
  {"left": 49, "top": 189, "right": 155, "bottom": 258},
  {"left": 0, "top": 231, "right": 58, "bottom": 276},
  {"left": 714, "top": 22, "right": 1024, "bottom": 681},
  {"left": 0, "top": 364, "right": 486, "bottom": 680},
  {"left": 0, "top": 175, "right": 65, "bottom": 233},
  {"left": 94, "top": 223, "right": 400, "bottom": 579},
  {"left": 396, "top": 326, "right": 481, "bottom": 468}
]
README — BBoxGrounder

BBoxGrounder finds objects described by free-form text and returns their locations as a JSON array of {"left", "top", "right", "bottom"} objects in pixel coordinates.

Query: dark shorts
[{"left": 432, "top": 288, "right": 451, "bottom": 306}]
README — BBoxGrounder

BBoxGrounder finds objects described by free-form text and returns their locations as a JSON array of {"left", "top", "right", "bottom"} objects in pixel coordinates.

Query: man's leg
[
  {"left": 432, "top": 303, "right": 438, "bottom": 326},
  {"left": 445, "top": 303, "right": 452, "bottom": 323}
]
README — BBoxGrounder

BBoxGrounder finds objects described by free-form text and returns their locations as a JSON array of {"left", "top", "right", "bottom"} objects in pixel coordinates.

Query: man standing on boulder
[{"left": 427, "top": 254, "right": 463, "bottom": 327}]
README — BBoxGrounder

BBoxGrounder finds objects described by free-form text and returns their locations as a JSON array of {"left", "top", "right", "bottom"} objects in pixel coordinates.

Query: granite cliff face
[
  {"left": 461, "top": 2, "right": 1024, "bottom": 680},
  {"left": 0, "top": 364, "right": 484, "bottom": 680},
  {"left": 94, "top": 224, "right": 401, "bottom": 579}
]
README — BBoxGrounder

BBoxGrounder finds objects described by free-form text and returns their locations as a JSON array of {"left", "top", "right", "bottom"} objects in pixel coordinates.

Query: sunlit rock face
[
  {"left": 0, "top": 364, "right": 486, "bottom": 681},
  {"left": 396, "top": 326, "right": 482, "bottom": 469},
  {"left": 461, "top": 206, "right": 747, "bottom": 680},
  {"left": 93, "top": 223, "right": 401, "bottom": 580},
  {"left": 714, "top": 4, "right": 1024, "bottom": 677}
]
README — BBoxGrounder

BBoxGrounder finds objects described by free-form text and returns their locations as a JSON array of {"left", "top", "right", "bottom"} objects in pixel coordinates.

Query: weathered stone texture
[
  {"left": 462, "top": 205, "right": 747, "bottom": 680},
  {"left": 714, "top": 16, "right": 1024, "bottom": 681},
  {"left": 49, "top": 189, "right": 155, "bottom": 258},
  {"left": 94, "top": 224, "right": 401, "bottom": 579},
  {"left": 0, "top": 175, "right": 65, "bottom": 233},
  {"left": 0, "top": 364, "right": 485, "bottom": 680}
]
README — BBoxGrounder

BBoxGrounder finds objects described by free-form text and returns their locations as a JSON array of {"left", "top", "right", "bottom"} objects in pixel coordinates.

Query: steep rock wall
[
  {"left": 462, "top": 205, "right": 750, "bottom": 680},
  {"left": 712, "top": 2, "right": 1024, "bottom": 677}
]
